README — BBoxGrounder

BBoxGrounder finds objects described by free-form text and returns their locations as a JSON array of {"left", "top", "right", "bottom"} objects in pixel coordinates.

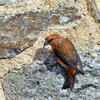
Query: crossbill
[{"left": 44, "top": 34, "right": 84, "bottom": 89}]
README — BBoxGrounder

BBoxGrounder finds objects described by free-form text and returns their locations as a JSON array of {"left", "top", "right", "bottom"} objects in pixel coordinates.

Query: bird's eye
[{"left": 48, "top": 39, "right": 53, "bottom": 43}]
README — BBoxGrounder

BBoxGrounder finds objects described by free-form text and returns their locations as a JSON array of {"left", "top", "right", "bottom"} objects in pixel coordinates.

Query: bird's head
[{"left": 44, "top": 34, "right": 60, "bottom": 47}]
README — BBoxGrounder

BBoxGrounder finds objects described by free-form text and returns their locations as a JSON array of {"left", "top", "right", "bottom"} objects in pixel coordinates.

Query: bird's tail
[{"left": 62, "top": 72, "right": 75, "bottom": 89}]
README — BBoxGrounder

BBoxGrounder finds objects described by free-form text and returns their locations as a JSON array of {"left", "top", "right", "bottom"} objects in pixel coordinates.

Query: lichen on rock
[{"left": 0, "top": 5, "right": 83, "bottom": 58}]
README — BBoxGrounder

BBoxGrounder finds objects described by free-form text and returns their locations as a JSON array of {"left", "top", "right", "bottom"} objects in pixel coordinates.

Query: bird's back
[{"left": 56, "top": 37, "right": 75, "bottom": 58}]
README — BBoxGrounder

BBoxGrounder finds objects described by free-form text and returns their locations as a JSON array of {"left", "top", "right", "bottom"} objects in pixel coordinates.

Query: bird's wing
[
  {"left": 54, "top": 49, "right": 84, "bottom": 75},
  {"left": 65, "top": 38, "right": 84, "bottom": 74},
  {"left": 72, "top": 49, "right": 84, "bottom": 74}
]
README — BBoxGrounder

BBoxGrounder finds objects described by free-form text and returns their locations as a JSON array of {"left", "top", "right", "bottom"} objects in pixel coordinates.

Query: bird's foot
[{"left": 66, "top": 93, "right": 70, "bottom": 97}]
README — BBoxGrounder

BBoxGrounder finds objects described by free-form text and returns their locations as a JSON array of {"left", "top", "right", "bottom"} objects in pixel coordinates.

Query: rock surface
[
  {"left": 0, "top": 5, "right": 83, "bottom": 58},
  {"left": 0, "top": 0, "right": 24, "bottom": 5},
  {"left": 0, "top": 0, "right": 100, "bottom": 100},
  {"left": 95, "top": 0, "right": 100, "bottom": 13},
  {"left": 87, "top": 0, "right": 100, "bottom": 23},
  {"left": 2, "top": 54, "right": 100, "bottom": 100}
]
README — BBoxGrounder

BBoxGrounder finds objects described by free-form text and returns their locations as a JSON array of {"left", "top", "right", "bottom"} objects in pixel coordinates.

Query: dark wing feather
[
  {"left": 73, "top": 49, "right": 84, "bottom": 74},
  {"left": 65, "top": 38, "right": 84, "bottom": 74},
  {"left": 54, "top": 49, "right": 84, "bottom": 75}
]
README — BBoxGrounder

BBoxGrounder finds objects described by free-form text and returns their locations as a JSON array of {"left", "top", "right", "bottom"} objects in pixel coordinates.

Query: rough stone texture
[
  {"left": 2, "top": 54, "right": 100, "bottom": 100},
  {"left": 0, "top": 5, "right": 83, "bottom": 58},
  {"left": 79, "top": 51, "right": 100, "bottom": 69},
  {"left": 87, "top": 0, "right": 100, "bottom": 23},
  {"left": 0, "top": 0, "right": 24, "bottom": 5},
  {"left": 0, "top": 0, "right": 100, "bottom": 100},
  {"left": 95, "top": 0, "right": 100, "bottom": 13}
]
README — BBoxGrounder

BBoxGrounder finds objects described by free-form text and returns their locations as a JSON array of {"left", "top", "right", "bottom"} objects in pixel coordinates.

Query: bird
[{"left": 44, "top": 34, "right": 84, "bottom": 90}]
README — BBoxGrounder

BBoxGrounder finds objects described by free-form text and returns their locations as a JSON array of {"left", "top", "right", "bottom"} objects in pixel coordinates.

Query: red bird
[{"left": 44, "top": 34, "right": 84, "bottom": 89}]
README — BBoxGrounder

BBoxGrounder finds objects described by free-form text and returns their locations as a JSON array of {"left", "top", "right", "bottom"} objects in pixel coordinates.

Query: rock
[
  {"left": 0, "top": 5, "right": 83, "bottom": 58},
  {"left": 87, "top": 0, "right": 100, "bottom": 23},
  {"left": 2, "top": 54, "right": 100, "bottom": 100},
  {"left": 79, "top": 51, "right": 100, "bottom": 69},
  {"left": 95, "top": 0, "right": 100, "bottom": 15},
  {"left": 0, "top": 0, "right": 24, "bottom": 5},
  {"left": 0, "top": 89, "right": 5, "bottom": 100},
  {"left": 0, "top": 0, "right": 100, "bottom": 100}
]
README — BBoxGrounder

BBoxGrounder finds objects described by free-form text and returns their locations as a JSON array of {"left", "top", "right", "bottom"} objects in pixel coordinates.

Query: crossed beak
[{"left": 43, "top": 40, "right": 49, "bottom": 47}]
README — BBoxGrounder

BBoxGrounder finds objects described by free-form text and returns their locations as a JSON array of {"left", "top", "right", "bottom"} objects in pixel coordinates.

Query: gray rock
[
  {"left": 79, "top": 50, "right": 100, "bottom": 69},
  {"left": 2, "top": 53, "right": 100, "bottom": 100}
]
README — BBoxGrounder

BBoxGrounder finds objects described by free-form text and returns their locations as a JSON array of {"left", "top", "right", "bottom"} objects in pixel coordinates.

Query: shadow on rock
[
  {"left": 33, "top": 47, "right": 68, "bottom": 89},
  {"left": 33, "top": 47, "right": 50, "bottom": 62}
]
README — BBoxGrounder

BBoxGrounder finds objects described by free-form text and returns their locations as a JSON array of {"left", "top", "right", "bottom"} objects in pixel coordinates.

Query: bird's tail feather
[{"left": 62, "top": 72, "right": 75, "bottom": 89}]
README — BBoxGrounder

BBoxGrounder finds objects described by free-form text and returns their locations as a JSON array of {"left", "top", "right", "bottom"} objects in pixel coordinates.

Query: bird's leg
[{"left": 66, "top": 88, "right": 71, "bottom": 97}]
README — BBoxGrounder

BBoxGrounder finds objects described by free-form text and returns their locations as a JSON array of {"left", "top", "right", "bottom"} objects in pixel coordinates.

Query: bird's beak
[{"left": 43, "top": 40, "right": 49, "bottom": 47}]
